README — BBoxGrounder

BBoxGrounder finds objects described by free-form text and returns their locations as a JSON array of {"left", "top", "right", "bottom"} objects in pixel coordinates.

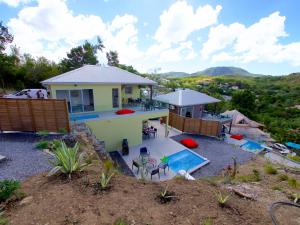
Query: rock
[{"left": 19, "top": 196, "right": 33, "bottom": 206}]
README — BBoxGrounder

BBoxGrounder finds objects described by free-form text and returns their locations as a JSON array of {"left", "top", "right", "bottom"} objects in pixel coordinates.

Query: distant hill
[
  {"left": 193, "top": 66, "right": 255, "bottom": 76},
  {"left": 160, "top": 66, "right": 260, "bottom": 77}
]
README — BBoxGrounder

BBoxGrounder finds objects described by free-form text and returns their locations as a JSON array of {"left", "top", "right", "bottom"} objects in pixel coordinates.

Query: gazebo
[{"left": 154, "top": 89, "right": 221, "bottom": 118}]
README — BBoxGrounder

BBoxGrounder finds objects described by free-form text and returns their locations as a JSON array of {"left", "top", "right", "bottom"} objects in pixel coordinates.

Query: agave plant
[
  {"left": 48, "top": 141, "right": 90, "bottom": 179},
  {"left": 99, "top": 172, "right": 114, "bottom": 190},
  {"left": 215, "top": 191, "right": 230, "bottom": 207}
]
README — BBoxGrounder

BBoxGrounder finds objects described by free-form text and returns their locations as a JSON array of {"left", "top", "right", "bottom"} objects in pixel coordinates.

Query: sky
[{"left": 1, "top": 0, "right": 300, "bottom": 75}]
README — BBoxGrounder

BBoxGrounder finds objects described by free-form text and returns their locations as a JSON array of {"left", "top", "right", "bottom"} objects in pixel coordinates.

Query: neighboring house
[
  {"left": 221, "top": 109, "right": 274, "bottom": 142},
  {"left": 154, "top": 89, "right": 232, "bottom": 137},
  {"left": 42, "top": 65, "right": 168, "bottom": 151}
]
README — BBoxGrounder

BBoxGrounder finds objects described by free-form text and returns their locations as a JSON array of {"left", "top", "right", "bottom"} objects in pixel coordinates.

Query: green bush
[
  {"left": 48, "top": 141, "right": 90, "bottom": 179},
  {"left": 0, "top": 180, "right": 20, "bottom": 202},
  {"left": 48, "top": 139, "right": 61, "bottom": 152},
  {"left": 264, "top": 163, "right": 278, "bottom": 175},
  {"left": 35, "top": 140, "right": 49, "bottom": 150},
  {"left": 237, "top": 169, "right": 261, "bottom": 182},
  {"left": 278, "top": 174, "right": 289, "bottom": 181},
  {"left": 58, "top": 128, "right": 68, "bottom": 134},
  {"left": 288, "top": 178, "right": 299, "bottom": 188},
  {"left": 36, "top": 130, "right": 49, "bottom": 136}
]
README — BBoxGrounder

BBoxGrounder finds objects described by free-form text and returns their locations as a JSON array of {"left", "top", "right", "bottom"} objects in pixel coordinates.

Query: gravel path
[
  {"left": 171, "top": 134, "right": 254, "bottom": 178},
  {"left": 0, "top": 133, "right": 61, "bottom": 181}
]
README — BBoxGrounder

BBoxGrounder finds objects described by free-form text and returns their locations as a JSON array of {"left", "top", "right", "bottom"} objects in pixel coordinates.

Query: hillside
[{"left": 160, "top": 66, "right": 259, "bottom": 77}]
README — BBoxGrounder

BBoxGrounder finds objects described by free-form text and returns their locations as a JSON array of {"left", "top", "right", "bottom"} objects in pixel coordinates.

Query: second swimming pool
[{"left": 167, "top": 149, "right": 209, "bottom": 173}]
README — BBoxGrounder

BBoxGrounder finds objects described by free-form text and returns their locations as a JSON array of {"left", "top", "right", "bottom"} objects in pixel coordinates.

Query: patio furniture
[
  {"left": 147, "top": 157, "right": 157, "bottom": 167},
  {"left": 122, "top": 139, "right": 129, "bottom": 155},
  {"left": 140, "top": 147, "right": 150, "bottom": 157},
  {"left": 158, "top": 162, "right": 169, "bottom": 175},
  {"left": 147, "top": 167, "right": 160, "bottom": 180},
  {"left": 132, "top": 160, "right": 140, "bottom": 174},
  {"left": 143, "top": 130, "right": 150, "bottom": 139}
]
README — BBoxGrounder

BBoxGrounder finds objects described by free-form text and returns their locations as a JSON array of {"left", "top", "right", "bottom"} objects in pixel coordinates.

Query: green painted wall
[
  {"left": 49, "top": 84, "right": 122, "bottom": 111},
  {"left": 121, "top": 85, "right": 140, "bottom": 101},
  {"left": 86, "top": 110, "right": 168, "bottom": 151}
]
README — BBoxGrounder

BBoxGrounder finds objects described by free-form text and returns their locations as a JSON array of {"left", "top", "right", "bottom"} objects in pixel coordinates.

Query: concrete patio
[{"left": 121, "top": 120, "right": 187, "bottom": 181}]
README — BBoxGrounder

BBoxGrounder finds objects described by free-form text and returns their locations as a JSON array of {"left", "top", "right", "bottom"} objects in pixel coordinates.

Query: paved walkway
[
  {"left": 171, "top": 134, "right": 254, "bottom": 178},
  {"left": 0, "top": 133, "right": 59, "bottom": 180}
]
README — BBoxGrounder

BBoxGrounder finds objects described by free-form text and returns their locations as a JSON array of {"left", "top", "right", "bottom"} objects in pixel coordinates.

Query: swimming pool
[
  {"left": 167, "top": 149, "right": 209, "bottom": 173},
  {"left": 240, "top": 140, "right": 264, "bottom": 153},
  {"left": 69, "top": 113, "right": 99, "bottom": 121}
]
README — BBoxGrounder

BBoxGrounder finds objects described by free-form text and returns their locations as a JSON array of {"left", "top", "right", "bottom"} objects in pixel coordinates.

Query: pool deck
[{"left": 171, "top": 134, "right": 254, "bottom": 178}]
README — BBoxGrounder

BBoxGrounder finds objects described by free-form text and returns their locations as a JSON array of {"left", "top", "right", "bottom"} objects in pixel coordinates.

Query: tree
[
  {"left": 231, "top": 90, "right": 256, "bottom": 116},
  {"left": 106, "top": 50, "right": 119, "bottom": 66},
  {"left": 0, "top": 21, "right": 13, "bottom": 53},
  {"left": 59, "top": 37, "right": 104, "bottom": 72}
]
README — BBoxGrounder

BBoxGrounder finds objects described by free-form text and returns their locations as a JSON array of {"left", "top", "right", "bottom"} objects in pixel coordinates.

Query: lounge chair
[
  {"left": 158, "top": 162, "right": 169, "bottom": 175},
  {"left": 139, "top": 147, "right": 150, "bottom": 158}
]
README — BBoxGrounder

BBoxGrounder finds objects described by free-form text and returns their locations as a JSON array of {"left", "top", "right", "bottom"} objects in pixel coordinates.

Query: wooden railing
[
  {"left": 168, "top": 112, "right": 222, "bottom": 137},
  {"left": 0, "top": 98, "right": 70, "bottom": 133}
]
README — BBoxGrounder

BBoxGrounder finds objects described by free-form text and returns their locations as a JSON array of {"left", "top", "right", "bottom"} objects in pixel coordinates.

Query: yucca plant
[
  {"left": 48, "top": 141, "right": 90, "bottom": 179},
  {"left": 215, "top": 191, "right": 230, "bottom": 207},
  {"left": 158, "top": 186, "right": 176, "bottom": 203},
  {"left": 99, "top": 172, "right": 114, "bottom": 190}
]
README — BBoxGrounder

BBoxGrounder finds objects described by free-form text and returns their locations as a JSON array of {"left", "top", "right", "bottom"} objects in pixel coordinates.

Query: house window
[
  {"left": 125, "top": 86, "right": 133, "bottom": 94},
  {"left": 56, "top": 89, "right": 94, "bottom": 113}
]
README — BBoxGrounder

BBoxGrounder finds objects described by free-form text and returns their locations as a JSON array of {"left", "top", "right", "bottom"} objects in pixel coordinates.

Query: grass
[
  {"left": 278, "top": 174, "right": 289, "bottom": 181},
  {"left": 272, "top": 186, "right": 283, "bottom": 191},
  {"left": 36, "top": 130, "right": 49, "bottom": 136},
  {"left": 287, "top": 154, "right": 300, "bottom": 163},
  {"left": 264, "top": 163, "right": 278, "bottom": 175},
  {"left": 237, "top": 169, "right": 261, "bottom": 182},
  {"left": 288, "top": 178, "right": 299, "bottom": 188},
  {"left": 0, "top": 213, "right": 8, "bottom": 225},
  {"left": 202, "top": 217, "right": 213, "bottom": 225},
  {"left": 113, "top": 218, "right": 128, "bottom": 225}
]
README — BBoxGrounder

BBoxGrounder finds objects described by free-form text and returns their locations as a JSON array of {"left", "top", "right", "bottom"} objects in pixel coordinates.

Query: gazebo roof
[{"left": 154, "top": 89, "right": 220, "bottom": 107}]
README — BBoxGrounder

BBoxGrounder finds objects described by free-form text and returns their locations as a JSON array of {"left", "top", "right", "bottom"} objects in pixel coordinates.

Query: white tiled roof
[
  {"left": 41, "top": 65, "right": 156, "bottom": 85},
  {"left": 154, "top": 89, "right": 220, "bottom": 106}
]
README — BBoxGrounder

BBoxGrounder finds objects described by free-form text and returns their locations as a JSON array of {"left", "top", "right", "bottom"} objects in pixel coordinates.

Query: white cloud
[
  {"left": 201, "top": 12, "right": 300, "bottom": 66},
  {"left": 7, "top": 0, "right": 142, "bottom": 64},
  {"left": 0, "top": 0, "right": 32, "bottom": 7},
  {"left": 154, "top": 1, "right": 222, "bottom": 44}
]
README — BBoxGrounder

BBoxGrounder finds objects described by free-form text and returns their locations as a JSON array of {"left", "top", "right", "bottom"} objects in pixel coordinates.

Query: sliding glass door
[{"left": 56, "top": 89, "right": 94, "bottom": 113}]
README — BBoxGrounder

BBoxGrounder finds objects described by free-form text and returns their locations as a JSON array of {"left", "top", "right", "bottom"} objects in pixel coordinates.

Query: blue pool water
[
  {"left": 240, "top": 140, "right": 264, "bottom": 153},
  {"left": 167, "top": 149, "right": 208, "bottom": 173},
  {"left": 70, "top": 113, "right": 99, "bottom": 121}
]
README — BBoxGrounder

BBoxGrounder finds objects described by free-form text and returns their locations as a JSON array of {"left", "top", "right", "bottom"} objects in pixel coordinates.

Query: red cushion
[
  {"left": 115, "top": 109, "right": 135, "bottom": 115},
  {"left": 230, "top": 134, "right": 243, "bottom": 140},
  {"left": 180, "top": 138, "right": 199, "bottom": 148}
]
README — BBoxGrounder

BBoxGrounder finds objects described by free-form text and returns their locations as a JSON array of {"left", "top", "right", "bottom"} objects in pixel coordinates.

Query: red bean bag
[
  {"left": 115, "top": 109, "right": 135, "bottom": 115},
  {"left": 180, "top": 138, "right": 199, "bottom": 148},
  {"left": 230, "top": 134, "right": 243, "bottom": 140}
]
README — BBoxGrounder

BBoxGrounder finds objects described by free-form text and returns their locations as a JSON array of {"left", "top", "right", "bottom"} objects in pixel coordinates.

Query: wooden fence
[
  {"left": 0, "top": 98, "right": 70, "bottom": 133},
  {"left": 169, "top": 112, "right": 222, "bottom": 137}
]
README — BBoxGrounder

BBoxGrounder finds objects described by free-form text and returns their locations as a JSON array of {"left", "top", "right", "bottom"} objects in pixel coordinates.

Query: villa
[{"left": 42, "top": 65, "right": 169, "bottom": 151}]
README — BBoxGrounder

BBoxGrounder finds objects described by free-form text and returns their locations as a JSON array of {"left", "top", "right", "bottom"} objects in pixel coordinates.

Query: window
[
  {"left": 56, "top": 89, "right": 94, "bottom": 113},
  {"left": 125, "top": 86, "right": 133, "bottom": 94}
]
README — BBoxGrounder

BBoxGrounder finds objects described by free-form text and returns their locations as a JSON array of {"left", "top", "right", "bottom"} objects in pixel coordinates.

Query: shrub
[
  {"left": 99, "top": 172, "right": 114, "bottom": 190},
  {"left": 158, "top": 186, "right": 176, "bottom": 204},
  {"left": 278, "top": 174, "right": 289, "bottom": 181},
  {"left": 48, "top": 141, "right": 90, "bottom": 179},
  {"left": 215, "top": 191, "right": 230, "bottom": 208},
  {"left": 288, "top": 178, "right": 299, "bottom": 188},
  {"left": 48, "top": 139, "right": 61, "bottom": 152},
  {"left": 36, "top": 130, "right": 49, "bottom": 136},
  {"left": 0, "top": 180, "right": 20, "bottom": 202},
  {"left": 35, "top": 140, "right": 49, "bottom": 150},
  {"left": 264, "top": 163, "right": 278, "bottom": 175},
  {"left": 58, "top": 128, "right": 67, "bottom": 134}
]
